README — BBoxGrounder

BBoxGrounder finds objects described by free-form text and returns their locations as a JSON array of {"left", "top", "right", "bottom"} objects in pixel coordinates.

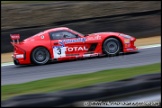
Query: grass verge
[{"left": 1, "top": 63, "right": 161, "bottom": 100}]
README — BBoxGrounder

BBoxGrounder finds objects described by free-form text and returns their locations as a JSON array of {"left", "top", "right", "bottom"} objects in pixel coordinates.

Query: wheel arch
[
  {"left": 30, "top": 45, "right": 51, "bottom": 64},
  {"left": 102, "top": 36, "right": 124, "bottom": 52}
]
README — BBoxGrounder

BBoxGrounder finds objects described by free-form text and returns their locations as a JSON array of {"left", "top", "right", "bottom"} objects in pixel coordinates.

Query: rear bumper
[{"left": 12, "top": 54, "right": 31, "bottom": 65}]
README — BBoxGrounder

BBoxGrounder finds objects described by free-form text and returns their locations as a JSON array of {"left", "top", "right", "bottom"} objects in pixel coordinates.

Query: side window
[
  {"left": 62, "top": 31, "right": 77, "bottom": 39},
  {"left": 49, "top": 30, "right": 77, "bottom": 40},
  {"left": 49, "top": 31, "right": 64, "bottom": 40}
]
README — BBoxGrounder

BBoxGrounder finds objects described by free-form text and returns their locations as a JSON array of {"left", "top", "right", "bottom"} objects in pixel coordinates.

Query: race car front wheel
[
  {"left": 31, "top": 47, "right": 50, "bottom": 65},
  {"left": 103, "top": 38, "right": 121, "bottom": 56}
]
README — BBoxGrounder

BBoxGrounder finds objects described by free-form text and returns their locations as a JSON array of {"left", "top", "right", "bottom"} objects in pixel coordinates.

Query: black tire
[
  {"left": 31, "top": 47, "right": 50, "bottom": 65},
  {"left": 103, "top": 38, "right": 121, "bottom": 56}
]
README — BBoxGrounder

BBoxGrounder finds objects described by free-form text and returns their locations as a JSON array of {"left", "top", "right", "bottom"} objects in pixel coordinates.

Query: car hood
[{"left": 87, "top": 32, "right": 121, "bottom": 36}]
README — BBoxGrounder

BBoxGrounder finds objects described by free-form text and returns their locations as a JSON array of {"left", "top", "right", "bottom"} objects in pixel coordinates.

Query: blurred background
[{"left": 1, "top": 1, "right": 161, "bottom": 53}]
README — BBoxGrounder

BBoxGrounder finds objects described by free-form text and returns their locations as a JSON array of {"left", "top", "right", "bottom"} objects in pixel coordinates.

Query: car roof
[{"left": 44, "top": 27, "right": 70, "bottom": 33}]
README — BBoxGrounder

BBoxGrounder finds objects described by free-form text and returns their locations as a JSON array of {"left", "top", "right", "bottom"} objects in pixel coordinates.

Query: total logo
[{"left": 67, "top": 46, "right": 88, "bottom": 52}]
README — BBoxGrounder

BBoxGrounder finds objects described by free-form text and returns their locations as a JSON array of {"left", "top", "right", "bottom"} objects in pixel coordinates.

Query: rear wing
[{"left": 10, "top": 34, "right": 20, "bottom": 44}]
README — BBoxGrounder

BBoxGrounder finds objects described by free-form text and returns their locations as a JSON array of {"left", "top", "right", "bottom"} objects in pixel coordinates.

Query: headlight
[
  {"left": 119, "top": 33, "right": 132, "bottom": 39},
  {"left": 124, "top": 39, "right": 130, "bottom": 43}
]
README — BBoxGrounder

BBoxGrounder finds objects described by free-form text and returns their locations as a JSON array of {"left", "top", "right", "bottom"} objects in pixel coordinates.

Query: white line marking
[
  {"left": 137, "top": 44, "right": 161, "bottom": 49},
  {"left": 1, "top": 62, "right": 14, "bottom": 67},
  {"left": 1, "top": 44, "right": 161, "bottom": 67}
]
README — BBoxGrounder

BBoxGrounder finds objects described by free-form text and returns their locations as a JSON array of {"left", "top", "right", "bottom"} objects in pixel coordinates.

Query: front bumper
[
  {"left": 123, "top": 37, "right": 138, "bottom": 53},
  {"left": 124, "top": 47, "right": 138, "bottom": 52}
]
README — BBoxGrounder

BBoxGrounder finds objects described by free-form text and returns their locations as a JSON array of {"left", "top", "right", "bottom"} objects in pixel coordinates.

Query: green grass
[{"left": 1, "top": 63, "right": 161, "bottom": 100}]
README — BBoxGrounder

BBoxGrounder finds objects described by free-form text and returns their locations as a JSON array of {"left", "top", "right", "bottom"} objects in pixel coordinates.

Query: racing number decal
[
  {"left": 53, "top": 46, "right": 66, "bottom": 59},
  {"left": 57, "top": 47, "right": 61, "bottom": 55}
]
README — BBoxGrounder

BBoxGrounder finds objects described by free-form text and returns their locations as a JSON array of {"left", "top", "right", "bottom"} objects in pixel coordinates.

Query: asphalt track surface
[{"left": 1, "top": 46, "right": 161, "bottom": 85}]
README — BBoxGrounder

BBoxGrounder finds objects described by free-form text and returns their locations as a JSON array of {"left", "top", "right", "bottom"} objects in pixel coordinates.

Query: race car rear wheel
[
  {"left": 31, "top": 47, "right": 50, "bottom": 65},
  {"left": 103, "top": 38, "right": 121, "bottom": 56}
]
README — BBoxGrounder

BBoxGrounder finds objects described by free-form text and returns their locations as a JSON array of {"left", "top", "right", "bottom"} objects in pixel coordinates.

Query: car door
[{"left": 49, "top": 30, "right": 87, "bottom": 59}]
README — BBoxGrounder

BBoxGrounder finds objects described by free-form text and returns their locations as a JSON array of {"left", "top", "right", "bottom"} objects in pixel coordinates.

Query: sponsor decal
[
  {"left": 59, "top": 41, "right": 65, "bottom": 47},
  {"left": 40, "top": 35, "right": 44, "bottom": 39},
  {"left": 15, "top": 54, "right": 24, "bottom": 59},
  {"left": 53, "top": 46, "right": 66, "bottom": 59},
  {"left": 86, "top": 35, "right": 101, "bottom": 41},
  {"left": 10, "top": 34, "right": 20, "bottom": 40},
  {"left": 57, "top": 35, "right": 101, "bottom": 46},
  {"left": 59, "top": 38, "right": 86, "bottom": 45},
  {"left": 67, "top": 46, "right": 88, "bottom": 52},
  {"left": 83, "top": 53, "right": 99, "bottom": 58},
  {"left": 53, "top": 46, "right": 88, "bottom": 58}
]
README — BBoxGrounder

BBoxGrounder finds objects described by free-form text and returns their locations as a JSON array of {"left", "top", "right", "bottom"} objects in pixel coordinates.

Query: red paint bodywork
[{"left": 11, "top": 27, "right": 137, "bottom": 65}]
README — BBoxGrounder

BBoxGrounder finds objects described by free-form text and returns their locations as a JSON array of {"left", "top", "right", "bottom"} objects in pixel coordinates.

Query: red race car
[{"left": 10, "top": 27, "right": 138, "bottom": 65}]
